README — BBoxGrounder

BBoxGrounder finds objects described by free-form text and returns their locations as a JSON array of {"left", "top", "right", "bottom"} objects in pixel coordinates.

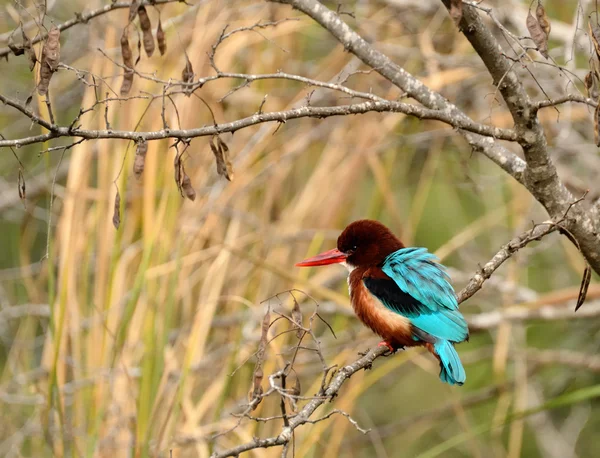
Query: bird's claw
[{"left": 378, "top": 340, "right": 396, "bottom": 353}]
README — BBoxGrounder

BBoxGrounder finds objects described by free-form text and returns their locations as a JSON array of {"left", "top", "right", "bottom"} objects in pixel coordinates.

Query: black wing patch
[{"left": 363, "top": 276, "right": 428, "bottom": 318}]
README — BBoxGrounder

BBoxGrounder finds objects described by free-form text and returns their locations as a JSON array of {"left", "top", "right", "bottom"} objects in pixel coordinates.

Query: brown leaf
[
  {"left": 37, "top": 25, "right": 60, "bottom": 95},
  {"left": 181, "top": 172, "right": 196, "bottom": 201},
  {"left": 449, "top": 0, "right": 462, "bottom": 26},
  {"left": 18, "top": 170, "right": 26, "bottom": 200},
  {"left": 527, "top": 10, "right": 548, "bottom": 58},
  {"left": 120, "top": 27, "right": 134, "bottom": 96},
  {"left": 157, "top": 17, "right": 167, "bottom": 56},
  {"left": 209, "top": 136, "right": 234, "bottom": 181},
  {"left": 589, "top": 20, "right": 600, "bottom": 61},
  {"left": 112, "top": 189, "right": 121, "bottom": 229},
  {"left": 594, "top": 102, "right": 600, "bottom": 146},
  {"left": 138, "top": 6, "right": 155, "bottom": 57},
  {"left": 536, "top": 1, "right": 551, "bottom": 38},
  {"left": 133, "top": 140, "right": 148, "bottom": 179},
  {"left": 575, "top": 264, "right": 592, "bottom": 312}
]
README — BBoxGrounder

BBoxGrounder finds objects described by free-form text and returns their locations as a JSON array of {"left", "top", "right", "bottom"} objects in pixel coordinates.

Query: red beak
[{"left": 295, "top": 248, "right": 347, "bottom": 267}]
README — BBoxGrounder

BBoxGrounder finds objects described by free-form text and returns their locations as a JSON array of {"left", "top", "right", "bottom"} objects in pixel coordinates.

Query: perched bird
[{"left": 296, "top": 219, "right": 468, "bottom": 385}]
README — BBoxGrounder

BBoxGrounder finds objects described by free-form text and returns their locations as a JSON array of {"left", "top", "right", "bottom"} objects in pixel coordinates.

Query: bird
[{"left": 295, "top": 219, "right": 468, "bottom": 385}]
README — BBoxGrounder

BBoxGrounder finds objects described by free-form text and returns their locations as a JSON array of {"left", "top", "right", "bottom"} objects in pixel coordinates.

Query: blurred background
[{"left": 1, "top": 0, "right": 599, "bottom": 457}]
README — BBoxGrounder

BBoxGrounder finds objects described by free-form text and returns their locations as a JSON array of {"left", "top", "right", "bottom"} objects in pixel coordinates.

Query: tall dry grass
[{"left": 1, "top": 1, "right": 599, "bottom": 458}]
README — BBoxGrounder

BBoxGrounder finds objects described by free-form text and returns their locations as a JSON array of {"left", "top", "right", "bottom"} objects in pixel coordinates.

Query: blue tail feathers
[{"left": 434, "top": 340, "right": 466, "bottom": 385}]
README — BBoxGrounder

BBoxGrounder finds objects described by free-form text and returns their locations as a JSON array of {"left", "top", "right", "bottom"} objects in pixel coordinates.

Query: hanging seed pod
[
  {"left": 536, "top": 1, "right": 551, "bottom": 38},
  {"left": 526, "top": 9, "right": 548, "bottom": 58},
  {"left": 173, "top": 152, "right": 182, "bottom": 189},
  {"left": 120, "top": 27, "right": 134, "bottom": 96},
  {"left": 291, "top": 298, "right": 303, "bottom": 338},
  {"left": 137, "top": 5, "right": 155, "bottom": 57},
  {"left": 133, "top": 140, "right": 148, "bottom": 179},
  {"left": 37, "top": 25, "right": 60, "bottom": 95},
  {"left": 575, "top": 264, "right": 592, "bottom": 312},
  {"left": 157, "top": 17, "right": 167, "bottom": 56},
  {"left": 112, "top": 189, "right": 121, "bottom": 229},
  {"left": 18, "top": 169, "right": 26, "bottom": 200},
  {"left": 181, "top": 53, "right": 193, "bottom": 83},
  {"left": 594, "top": 102, "right": 600, "bottom": 147},
  {"left": 128, "top": 0, "right": 139, "bottom": 23},
  {"left": 181, "top": 171, "right": 196, "bottom": 201},
  {"left": 209, "top": 136, "right": 234, "bottom": 181},
  {"left": 589, "top": 20, "right": 600, "bottom": 61}
]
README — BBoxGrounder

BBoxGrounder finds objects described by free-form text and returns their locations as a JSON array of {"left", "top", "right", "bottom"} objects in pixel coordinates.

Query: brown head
[{"left": 296, "top": 219, "right": 404, "bottom": 269}]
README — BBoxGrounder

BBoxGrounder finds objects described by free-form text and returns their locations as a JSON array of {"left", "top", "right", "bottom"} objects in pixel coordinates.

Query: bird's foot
[{"left": 377, "top": 340, "right": 397, "bottom": 354}]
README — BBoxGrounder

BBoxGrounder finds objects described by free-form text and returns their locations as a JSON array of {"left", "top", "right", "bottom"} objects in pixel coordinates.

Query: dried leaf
[
  {"left": 43, "top": 26, "right": 60, "bottom": 71},
  {"left": 157, "top": 17, "right": 167, "bottom": 56},
  {"left": 594, "top": 102, "right": 600, "bottom": 146},
  {"left": 181, "top": 172, "right": 196, "bottom": 201},
  {"left": 449, "top": 0, "right": 462, "bottom": 26},
  {"left": 133, "top": 140, "right": 147, "bottom": 179},
  {"left": 138, "top": 6, "right": 155, "bottom": 57},
  {"left": 112, "top": 189, "right": 121, "bottom": 229},
  {"left": 37, "top": 25, "right": 60, "bottom": 95},
  {"left": 18, "top": 170, "right": 26, "bottom": 200},
  {"left": 181, "top": 53, "right": 194, "bottom": 84},
  {"left": 209, "top": 136, "right": 234, "bottom": 181},
  {"left": 25, "top": 95, "right": 33, "bottom": 107},
  {"left": 527, "top": 10, "right": 548, "bottom": 58},
  {"left": 291, "top": 298, "right": 303, "bottom": 338},
  {"left": 589, "top": 20, "right": 600, "bottom": 61},
  {"left": 135, "top": 34, "right": 142, "bottom": 66},
  {"left": 249, "top": 366, "right": 264, "bottom": 409},
  {"left": 120, "top": 27, "right": 134, "bottom": 96},
  {"left": 585, "top": 71, "right": 595, "bottom": 97},
  {"left": 575, "top": 264, "right": 592, "bottom": 312},
  {"left": 536, "top": 1, "right": 551, "bottom": 38}
]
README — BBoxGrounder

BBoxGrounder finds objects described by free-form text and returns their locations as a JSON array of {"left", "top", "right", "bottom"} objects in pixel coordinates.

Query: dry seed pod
[
  {"left": 589, "top": 20, "right": 600, "bottom": 61},
  {"left": 138, "top": 6, "right": 155, "bottom": 57},
  {"left": 37, "top": 25, "right": 61, "bottom": 95},
  {"left": 112, "top": 189, "right": 121, "bottom": 229},
  {"left": 209, "top": 136, "right": 234, "bottom": 181},
  {"left": 18, "top": 170, "right": 26, "bottom": 200},
  {"left": 575, "top": 264, "right": 592, "bottom": 312},
  {"left": 174, "top": 153, "right": 182, "bottom": 189},
  {"left": 157, "top": 17, "right": 167, "bottom": 55},
  {"left": 128, "top": 0, "right": 139, "bottom": 23},
  {"left": 133, "top": 140, "right": 148, "bottom": 179},
  {"left": 594, "top": 102, "right": 600, "bottom": 147},
  {"left": 291, "top": 376, "right": 301, "bottom": 398},
  {"left": 181, "top": 53, "right": 194, "bottom": 83},
  {"left": 120, "top": 27, "right": 134, "bottom": 96},
  {"left": 584, "top": 71, "right": 600, "bottom": 99},
  {"left": 291, "top": 299, "right": 303, "bottom": 338},
  {"left": 43, "top": 26, "right": 60, "bottom": 71},
  {"left": 536, "top": 1, "right": 551, "bottom": 37},
  {"left": 526, "top": 10, "right": 548, "bottom": 58},
  {"left": 449, "top": 0, "right": 462, "bottom": 26},
  {"left": 181, "top": 172, "right": 196, "bottom": 201}
]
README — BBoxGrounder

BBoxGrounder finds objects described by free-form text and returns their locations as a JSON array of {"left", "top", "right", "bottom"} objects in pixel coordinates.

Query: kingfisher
[{"left": 296, "top": 219, "right": 468, "bottom": 385}]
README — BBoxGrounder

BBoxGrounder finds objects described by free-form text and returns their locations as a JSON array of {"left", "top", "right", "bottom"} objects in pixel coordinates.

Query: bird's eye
[{"left": 347, "top": 245, "right": 357, "bottom": 254}]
